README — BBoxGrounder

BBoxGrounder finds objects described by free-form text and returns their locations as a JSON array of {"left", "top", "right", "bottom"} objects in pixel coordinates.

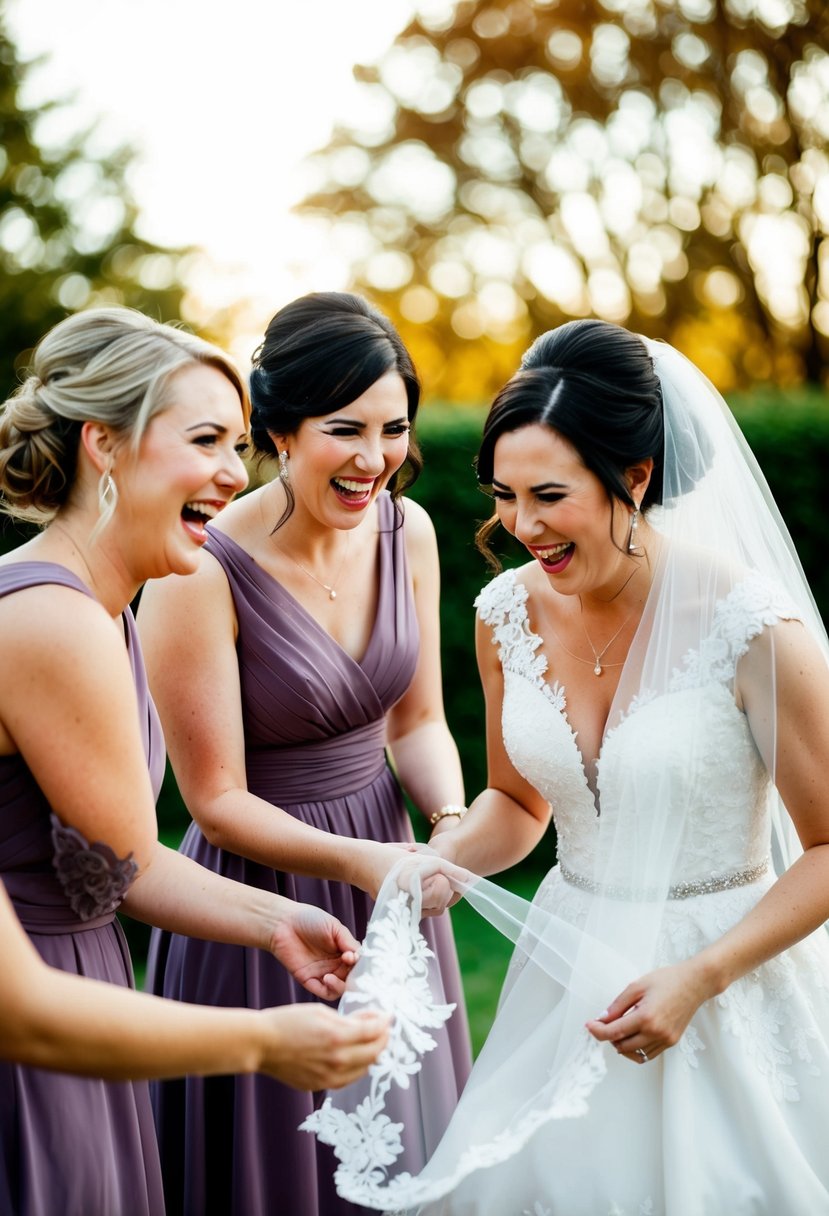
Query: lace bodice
[{"left": 475, "top": 569, "right": 798, "bottom": 887}]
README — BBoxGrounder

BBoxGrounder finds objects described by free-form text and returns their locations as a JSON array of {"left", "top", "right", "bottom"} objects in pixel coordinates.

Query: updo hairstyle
[
  {"left": 476, "top": 320, "right": 664, "bottom": 568},
  {"left": 0, "top": 307, "right": 248, "bottom": 525},
  {"left": 249, "top": 293, "right": 422, "bottom": 527}
]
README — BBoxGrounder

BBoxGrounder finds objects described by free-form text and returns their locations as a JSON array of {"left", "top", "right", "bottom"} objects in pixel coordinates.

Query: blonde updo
[{"left": 0, "top": 307, "right": 249, "bottom": 524}]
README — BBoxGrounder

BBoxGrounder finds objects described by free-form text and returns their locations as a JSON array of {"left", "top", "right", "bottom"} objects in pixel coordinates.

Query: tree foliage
[
  {"left": 0, "top": 11, "right": 188, "bottom": 396},
  {"left": 300, "top": 0, "right": 829, "bottom": 399}
]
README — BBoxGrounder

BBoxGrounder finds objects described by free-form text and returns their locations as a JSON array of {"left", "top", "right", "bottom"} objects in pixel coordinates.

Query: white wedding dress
[
  {"left": 438, "top": 567, "right": 829, "bottom": 1216},
  {"left": 307, "top": 564, "right": 829, "bottom": 1216}
]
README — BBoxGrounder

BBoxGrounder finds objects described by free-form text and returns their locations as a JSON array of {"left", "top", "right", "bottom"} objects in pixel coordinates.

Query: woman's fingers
[{"left": 259, "top": 1006, "right": 390, "bottom": 1090}]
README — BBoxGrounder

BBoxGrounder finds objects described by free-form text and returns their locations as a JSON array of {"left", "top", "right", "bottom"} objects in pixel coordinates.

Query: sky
[{"left": 6, "top": 0, "right": 418, "bottom": 360}]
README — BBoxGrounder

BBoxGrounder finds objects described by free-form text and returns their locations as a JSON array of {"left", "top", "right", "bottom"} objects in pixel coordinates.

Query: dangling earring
[
  {"left": 98, "top": 467, "right": 118, "bottom": 517},
  {"left": 278, "top": 450, "right": 289, "bottom": 481},
  {"left": 627, "top": 502, "right": 643, "bottom": 556}
]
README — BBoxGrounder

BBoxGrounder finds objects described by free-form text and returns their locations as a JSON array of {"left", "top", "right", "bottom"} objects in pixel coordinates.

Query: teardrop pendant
[
  {"left": 593, "top": 664, "right": 602, "bottom": 676},
  {"left": 328, "top": 589, "right": 337, "bottom": 600}
]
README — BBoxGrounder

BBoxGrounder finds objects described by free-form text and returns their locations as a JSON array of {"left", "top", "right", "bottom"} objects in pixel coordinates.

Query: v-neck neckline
[
  {"left": 505, "top": 570, "right": 617, "bottom": 798},
  {"left": 205, "top": 519, "right": 387, "bottom": 673}
]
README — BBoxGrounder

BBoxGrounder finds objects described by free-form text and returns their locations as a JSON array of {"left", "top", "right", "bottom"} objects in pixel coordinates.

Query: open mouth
[
  {"left": 533, "top": 542, "right": 575, "bottom": 573},
  {"left": 181, "top": 499, "right": 220, "bottom": 540},
  {"left": 331, "top": 477, "right": 374, "bottom": 506}
]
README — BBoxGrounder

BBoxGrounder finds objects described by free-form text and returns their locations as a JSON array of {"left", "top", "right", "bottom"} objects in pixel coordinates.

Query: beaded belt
[{"left": 559, "top": 857, "right": 770, "bottom": 901}]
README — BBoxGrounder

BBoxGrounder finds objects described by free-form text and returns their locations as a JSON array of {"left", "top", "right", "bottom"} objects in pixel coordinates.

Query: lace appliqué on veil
[
  {"left": 303, "top": 878, "right": 607, "bottom": 1211},
  {"left": 50, "top": 812, "right": 138, "bottom": 921},
  {"left": 301, "top": 887, "right": 456, "bottom": 1205}
]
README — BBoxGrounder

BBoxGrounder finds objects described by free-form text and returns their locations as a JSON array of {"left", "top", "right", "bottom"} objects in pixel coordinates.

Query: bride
[{"left": 305, "top": 320, "right": 829, "bottom": 1215}]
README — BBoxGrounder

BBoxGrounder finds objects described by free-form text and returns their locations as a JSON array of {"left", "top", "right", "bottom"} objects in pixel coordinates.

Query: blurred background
[{"left": 2, "top": 0, "right": 828, "bottom": 1050}]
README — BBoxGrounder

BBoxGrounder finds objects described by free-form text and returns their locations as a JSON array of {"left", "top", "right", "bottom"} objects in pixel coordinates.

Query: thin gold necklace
[
  {"left": 549, "top": 600, "right": 636, "bottom": 677},
  {"left": 548, "top": 625, "right": 629, "bottom": 676},
  {"left": 261, "top": 488, "right": 351, "bottom": 602},
  {"left": 273, "top": 533, "right": 350, "bottom": 602},
  {"left": 49, "top": 521, "right": 97, "bottom": 591},
  {"left": 577, "top": 596, "right": 637, "bottom": 676}
]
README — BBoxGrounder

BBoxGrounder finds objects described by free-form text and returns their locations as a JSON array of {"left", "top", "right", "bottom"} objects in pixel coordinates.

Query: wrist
[
  {"left": 428, "top": 832, "right": 459, "bottom": 864},
  {"left": 687, "top": 947, "right": 730, "bottom": 1001},
  {"left": 429, "top": 803, "right": 468, "bottom": 827}
]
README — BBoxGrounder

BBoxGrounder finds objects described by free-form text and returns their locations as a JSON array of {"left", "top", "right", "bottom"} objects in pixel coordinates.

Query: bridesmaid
[
  {"left": 140, "top": 292, "right": 473, "bottom": 1216},
  {"left": 0, "top": 306, "right": 386, "bottom": 1216}
]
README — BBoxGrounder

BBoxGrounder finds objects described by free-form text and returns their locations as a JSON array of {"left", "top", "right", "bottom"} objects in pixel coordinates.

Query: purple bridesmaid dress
[
  {"left": 147, "top": 493, "right": 471, "bottom": 1215},
  {"left": 0, "top": 563, "right": 166, "bottom": 1216}
]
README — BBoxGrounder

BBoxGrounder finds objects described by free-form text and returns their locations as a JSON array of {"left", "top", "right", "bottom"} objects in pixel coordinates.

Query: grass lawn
[{"left": 449, "top": 866, "right": 545, "bottom": 1056}]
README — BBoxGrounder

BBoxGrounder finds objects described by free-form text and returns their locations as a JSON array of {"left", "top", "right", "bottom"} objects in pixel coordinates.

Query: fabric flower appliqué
[{"left": 50, "top": 813, "right": 137, "bottom": 921}]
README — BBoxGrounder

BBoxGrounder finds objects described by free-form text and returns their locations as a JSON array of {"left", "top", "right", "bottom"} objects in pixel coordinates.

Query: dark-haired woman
[
  {"left": 140, "top": 292, "right": 471, "bottom": 1216},
  {"left": 307, "top": 320, "right": 829, "bottom": 1214}
]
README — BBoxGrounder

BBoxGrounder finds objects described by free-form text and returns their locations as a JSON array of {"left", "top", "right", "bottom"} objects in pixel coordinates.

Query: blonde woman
[{"left": 0, "top": 307, "right": 386, "bottom": 1216}]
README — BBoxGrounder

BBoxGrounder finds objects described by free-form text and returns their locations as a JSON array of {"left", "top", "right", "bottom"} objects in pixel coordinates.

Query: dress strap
[
  {"left": 0, "top": 560, "right": 96, "bottom": 602},
  {"left": 475, "top": 569, "right": 552, "bottom": 684}
]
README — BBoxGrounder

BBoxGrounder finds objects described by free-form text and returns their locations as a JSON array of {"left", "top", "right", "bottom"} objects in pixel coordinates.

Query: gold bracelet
[{"left": 429, "top": 804, "right": 468, "bottom": 826}]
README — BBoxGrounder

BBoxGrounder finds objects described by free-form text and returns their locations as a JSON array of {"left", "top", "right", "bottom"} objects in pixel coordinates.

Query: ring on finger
[{"left": 636, "top": 1047, "right": 649, "bottom": 1063}]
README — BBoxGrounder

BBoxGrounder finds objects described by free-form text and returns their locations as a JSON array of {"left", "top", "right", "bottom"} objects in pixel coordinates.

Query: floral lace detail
[
  {"left": 50, "top": 813, "right": 137, "bottom": 921},
  {"left": 301, "top": 888, "right": 456, "bottom": 1202},
  {"left": 716, "top": 949, "right": 823, "bottom": 1102},
  {"left": 476, "top": 571, "right": 566, "bottom": 714},
  {"left": 676, "top": 1022, "right": 705, "bottom": 1068},
  {"left": 670, "top": 571, "right": 798, "bottom": 694},
  {"left": 303, "top": 878, "right": 608, "bottom": 1211}
]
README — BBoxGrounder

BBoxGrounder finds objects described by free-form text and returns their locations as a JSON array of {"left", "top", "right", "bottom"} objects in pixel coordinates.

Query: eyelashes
[
  {"left": 327, "top": 426, "right": 410, "bottom": 438},
  {"left": 491, "top": 491, "right": 565, "bottom": 504}
]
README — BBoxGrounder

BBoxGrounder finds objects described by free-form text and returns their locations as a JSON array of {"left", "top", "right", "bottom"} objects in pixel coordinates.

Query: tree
[
  {"left": 0, "top": 11, "right": 189, "bottom": 397},
  {"left": 299, "top": 0, "right": 829, "bottom": 399}
]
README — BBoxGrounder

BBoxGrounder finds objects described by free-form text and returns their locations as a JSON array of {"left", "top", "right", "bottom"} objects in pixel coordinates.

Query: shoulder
[
  {"left": 0, "top": 583, "right": 131, "bottom": 717},
  {"left": 138, "top": 546, "right": 235, "bottom": 636},
  {"left": 0, "top": 578, "right": 114, "bottom": 645},
  {"left": 397, "top": 496, "right": 438, "bottom": 579},
  {"left": 206, "top": 485, "right": 265, "bottom": 547},
  {"left": 474, "top": 561, "right": 536, "bottom": 626},
  {"left": 397, "top": 495, "right": 435, "bottom": 545},
  {"left": 717, "top": 569, "right": 801, "bottom": 658}
]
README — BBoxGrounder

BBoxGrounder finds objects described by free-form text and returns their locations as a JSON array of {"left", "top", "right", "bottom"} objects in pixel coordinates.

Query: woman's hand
[
  {"left": 352, "top": 841, "right": 471, "bottom": 916},
  {"left": 585, "top": 959, "right": 715, "bottom": 1065},
  {"left": 391, "top": 851, "right": 472, "bottom": 916},
  {"left": 258, "top": 1005, "right": 391, "bottom": 1090},
  {"left": 269, "top": 904, "right": 361, "bottom": 1000}
]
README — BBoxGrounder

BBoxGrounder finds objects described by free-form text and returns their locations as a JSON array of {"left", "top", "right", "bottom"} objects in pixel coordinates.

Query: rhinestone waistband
[{"left": 559, "top": 857, "right": 770, "bottom": 902}]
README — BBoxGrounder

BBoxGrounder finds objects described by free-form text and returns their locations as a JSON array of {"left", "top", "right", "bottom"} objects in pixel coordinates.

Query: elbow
[
  {"left": 197, "top": 812, "right": 229, "bottom": 850},
  {"left": 190, "top": 794, "right": 240, "bottom": 851}
]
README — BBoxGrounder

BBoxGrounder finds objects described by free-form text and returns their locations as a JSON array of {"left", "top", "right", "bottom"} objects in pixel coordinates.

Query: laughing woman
[
  {"left": 139, "top": 292, "right": 472, "bottom": 1216},
  {"left": 0, "top": 308, "right": 387, "bottom": 1216}
]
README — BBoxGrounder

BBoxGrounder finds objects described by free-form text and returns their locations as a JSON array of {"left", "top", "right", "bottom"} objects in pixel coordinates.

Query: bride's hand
[
  {"left": 584, "top": 959, "right": 714, "bottom": 1065},
  {"left": 355, "top": 842, "right": 471, "bottom": 915},
  {"left": 393, "top": 852, "right": 472, "bottom": 916},
  {"left": 353, "top": 841, "right": 418, "bottom": 902}
]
